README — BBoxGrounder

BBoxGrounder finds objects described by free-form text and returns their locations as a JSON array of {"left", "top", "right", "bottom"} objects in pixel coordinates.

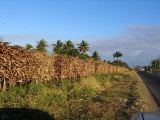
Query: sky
[{"left": 0, "top": 0, "right": 160, "bottom": 66}]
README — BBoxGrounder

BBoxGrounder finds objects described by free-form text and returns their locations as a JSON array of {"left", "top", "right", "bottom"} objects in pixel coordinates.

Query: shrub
[
  {"left": 111, "top": 60, "right": 129, "bottom": 68},
  {"left": 78, "top": 53, "right": 90, "bottom": 60}
]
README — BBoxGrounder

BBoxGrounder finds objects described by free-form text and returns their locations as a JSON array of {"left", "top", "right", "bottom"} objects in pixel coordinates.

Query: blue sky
[{"left": 0, "top": 0, "right": 160, "bottom": 66}]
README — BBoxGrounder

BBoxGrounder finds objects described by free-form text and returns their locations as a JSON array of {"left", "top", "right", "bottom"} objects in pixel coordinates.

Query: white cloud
[{"left": 89, "top": 25, "right": 160, "bottom": 66}]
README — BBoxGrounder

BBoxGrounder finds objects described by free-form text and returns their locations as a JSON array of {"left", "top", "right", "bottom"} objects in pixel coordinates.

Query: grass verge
[{"left": 0, "top": 71, "right": 151, "bottom": 120}]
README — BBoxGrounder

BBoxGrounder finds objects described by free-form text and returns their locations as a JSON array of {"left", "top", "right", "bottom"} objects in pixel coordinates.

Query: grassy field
[{"left": 0, "top": 72, "right": 147, "bottom": 120}]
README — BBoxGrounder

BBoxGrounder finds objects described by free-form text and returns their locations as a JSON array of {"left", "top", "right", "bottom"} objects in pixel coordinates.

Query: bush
[
  {"left": 111, "top": 60, "right": 129, "bottom": 68},
  {"left": 78, "top": 53, "right": 90, "bottom": 60}
]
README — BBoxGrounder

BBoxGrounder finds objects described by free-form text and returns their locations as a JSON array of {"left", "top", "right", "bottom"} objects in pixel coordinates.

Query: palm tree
[
  {"left": 68, "top": 48, "right": 79, "bottom": 57},
  {"left": 77, "top": 40, "right": 89, "bottom": 54},
  {"left": 52, "top": 40, "right": 63, "bottom": 54},
  {"left": 113, "top": 51, "right": 123, "bottom": 61},
  {"left": 25, "top": 43, "right": 33, "bottom": 50},
  {"left": 36, "top": 39, "right": 48, "bottom": 52},
  {"left": 63, "top": 40, "right": 75, "bottom": 55},
  {"left": 92, "top": 51, "right": 100, "bottom": 60}
]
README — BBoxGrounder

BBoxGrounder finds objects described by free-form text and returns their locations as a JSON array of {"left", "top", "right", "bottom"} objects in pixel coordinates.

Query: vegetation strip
[{"left": 0, "top": 72, "right": 143, "bottom": 120}]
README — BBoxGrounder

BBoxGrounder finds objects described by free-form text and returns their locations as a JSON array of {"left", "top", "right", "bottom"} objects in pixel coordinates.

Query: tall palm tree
[
  {"left": 52, "top": 40, "right": 63, "bottom": 54},
  {"left": 113, "top": 51, "right": 123, "bottom": 61},
  {"left": 77, "top": 40, "right": 89, "bottom": 54},
  {"left": 63, "top": 40, "right": 75, "bottom": 55},
  {"left": 36, "top": 39, "right": 48, "bottom": 52},
  {"left": 92, "top": 51, "right": 100, "bottom": 60}
]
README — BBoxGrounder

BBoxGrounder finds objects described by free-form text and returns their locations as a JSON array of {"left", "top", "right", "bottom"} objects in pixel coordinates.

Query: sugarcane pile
[
  {"left": 53, "top": 55, "right": 129, "bottom": 79},
  {"left": 32, "top": 52, "right": 55, "bottom": 83},
  {"left": 94, "top": 61, "right": 127, "bottom": 74},
  {"left": 95, "top": 61, "right": 110, "bottom": 74},
  {"left": 0, "top": 41, "right": 129, "bottom": 88},
  {"left": 0, "top": 42, "right": 38, "bottom": 87},
  {"left": 0, "top": 42, "right": 55, "bottom": 89},
  {"left": 54, "top": 55, "right": 95, "bottom": 79}
]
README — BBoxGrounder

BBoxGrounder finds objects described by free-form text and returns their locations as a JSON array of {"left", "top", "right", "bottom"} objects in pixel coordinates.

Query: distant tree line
[
  {"left": 25, "top": 39, "right": 100, "bottom": 60},
  {"left": 151, "top": 59, "right": 160, "bottom": 70},
  {"left": 25, "top": 39, "right": 128, "bottom": 67},
  {"left": 137, "top": 58, "right": 160, "bottom": 74},
  {"left": 146, "top": 58, "right": 160, "bottom": 74}
]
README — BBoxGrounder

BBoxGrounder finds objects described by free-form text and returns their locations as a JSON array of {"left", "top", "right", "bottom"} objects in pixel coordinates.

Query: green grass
[{"left": 0, "top": 72, "right": 140, "bottom": 120}]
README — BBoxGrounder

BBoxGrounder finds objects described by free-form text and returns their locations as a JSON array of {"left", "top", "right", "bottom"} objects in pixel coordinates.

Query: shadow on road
[{"left": 0, "top": 108, "right": 55, "bottom": 120}]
